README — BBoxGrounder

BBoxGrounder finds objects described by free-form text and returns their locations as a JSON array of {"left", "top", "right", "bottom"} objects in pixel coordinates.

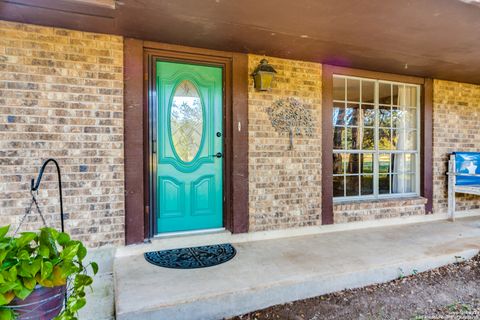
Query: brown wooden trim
[
  {"left": 230, "top": 53, "right": 249, "bottom": 233},
  {"left": 143, "top": 41, "right": 239, "bottom": 59},
  {"left": 421, "top": 78, "right": 434, "bottom": 214},
  {"left": 326, "top": 65, "right": 425, "bottom": 85},
  {"left": 124, "top": 38, "right": 145, "bottom": 245},
  {"left": 321, "top": 65, "right": 433, "bottom": 222},
  {"left": 145, "top": 52, "right": 156, "bottom": 237},
  {"left": 124, "top": 39, "right": 249, "bottom": 244},
  {"left": 321, "top": 65, "right": 334, "bottom": 225}
]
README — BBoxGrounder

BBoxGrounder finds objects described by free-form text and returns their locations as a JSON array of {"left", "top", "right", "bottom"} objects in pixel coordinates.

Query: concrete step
[{"left": 114, "top": 216, "right": 480, "bottom": 320}]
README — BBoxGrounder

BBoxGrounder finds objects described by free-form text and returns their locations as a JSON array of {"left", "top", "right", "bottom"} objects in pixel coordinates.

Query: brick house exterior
[
  {"left": 433, "top": 80, "right": 480, "bottom": 214},
  {"left": 1, "top": 20, "right": 480, "bottom": 247},
  {"left": 0, "top": 21, "right": 125, "bottom": 247},
  {"left": 248, "top": 55, "right": 323, "bottom": 231},
  {"left": 1, "top": 2, "right": 480, "bottom": 316}
]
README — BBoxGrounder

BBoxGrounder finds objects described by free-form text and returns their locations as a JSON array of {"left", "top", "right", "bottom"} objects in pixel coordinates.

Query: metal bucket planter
[{"left": 8, "top": 285, "right": 66, "bottom": 320}]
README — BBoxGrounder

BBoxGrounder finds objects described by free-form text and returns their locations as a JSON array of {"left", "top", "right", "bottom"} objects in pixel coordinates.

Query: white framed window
[{"left": 332, "top": 75, "right": 420, "bottom": 201}]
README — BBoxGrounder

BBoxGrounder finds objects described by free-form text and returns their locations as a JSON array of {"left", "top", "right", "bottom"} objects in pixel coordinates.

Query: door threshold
[{"left": 154, "top": 227, "right": 226, "bottom": 239}]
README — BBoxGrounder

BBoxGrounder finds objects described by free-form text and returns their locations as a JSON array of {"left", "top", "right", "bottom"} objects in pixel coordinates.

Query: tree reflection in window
[
  {"left": 170, "top": 80, "right": 203, "bottom": 162},
  {"left": 332, "top": 75, "right": 420, "bottom": 199}
]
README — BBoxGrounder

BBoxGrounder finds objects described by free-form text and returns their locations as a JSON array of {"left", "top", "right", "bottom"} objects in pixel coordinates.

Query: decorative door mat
[{"left": 144, "top": 243, "right": 236, "bottom": 269}]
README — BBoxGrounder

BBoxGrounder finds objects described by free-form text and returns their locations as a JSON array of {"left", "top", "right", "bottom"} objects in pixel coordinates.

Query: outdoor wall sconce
[{"left": 251, "top": 59, "right": 277, "bottom": 91}]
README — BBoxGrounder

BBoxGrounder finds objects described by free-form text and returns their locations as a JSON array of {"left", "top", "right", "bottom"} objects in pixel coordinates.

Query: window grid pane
[{"left": 333, "top": 75, "right": 420, "bottom": 200}]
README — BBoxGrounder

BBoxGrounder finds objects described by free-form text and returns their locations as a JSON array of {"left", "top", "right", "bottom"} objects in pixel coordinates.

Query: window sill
[{"left": 333, "top": 196, "right": 427, "bottom": 210}]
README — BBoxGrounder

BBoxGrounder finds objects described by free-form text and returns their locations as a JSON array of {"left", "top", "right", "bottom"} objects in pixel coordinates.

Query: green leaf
[
  {"left": 39, "top": 228, "right": 58, "bottom": 257},
  {"left": 22, "top": 277, "right": 36, "bottom": 290},
  {"left": 0, "top": 294, "right": 9, "bottom": 306},
  {"left": 0, "top": 250, "right": 8, "bottom": 266},
  {"left": 59, "top": 261, "right": 78, "bottom": 278},
  {"left": 74, "top": 274, "right": 93, "bottom": 287},
  {"left": 68, "top": 297, "right": 86, "bottom": 312},
  {"left": 41, "top": 261, "right": 53, "bottom": 280},
  {"left": 57, "top": 233, "right": 70, "bottom": 246},
  {"left": 60, "top": 243, "right": 80, "bottom": 261},
  {"left": 38, "top": 245, "right": 50, "bottom": 258},
  {"left": 77, "top": 245, "right": 87, "bottom": 261},
  {"left": 29, "top": 259, "right": 42, "bottom": 277},
  {"left": 90, "top": 262, "right": 99, "bottom": 275},
  {"left": 1, "top": 260, "right": 17, "bottom": 272},
  {"left": 17, "top": 250, "right": 30, "bottom": 261},
  {"left": 20, "top": 261, "right": 32, "bottom": 277},
  {"left": 7, "top": 267, "right": 17, "bottom": 282},
  {"left": 14, "top": 285, "right": 32, "bottom": 300},
  {"left": 16, "top": 232, "right": 37, "bottom": 248},
  {"left": 0, "top": 282, "right": 20, "bottom": 294},
  {"left": 48, "top": 228, "right": 59, "bottom": 240},
  {"left": 17, "top": 263, "right": 31, "bottom": 278},
  {"left": 53, "top": 312, "right": 69, "bottom": 320},
  {"left": 0, "top": 307, "right": 14, "bottom": 319},
  {"left": 0, "top": 226, "right": 9, "bottom": 239}
]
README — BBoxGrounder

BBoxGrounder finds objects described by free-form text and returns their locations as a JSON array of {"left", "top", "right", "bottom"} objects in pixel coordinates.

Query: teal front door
[{"left": 156, "top": 61, "right": 223, "bottom": 234}]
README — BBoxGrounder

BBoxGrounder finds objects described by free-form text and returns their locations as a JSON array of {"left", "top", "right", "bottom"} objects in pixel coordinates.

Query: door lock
[
  {"left": 216, "top": 132, "right": 222, "bottom": 137},
  {"left": 212, "top": 152, "right": 223, "bottom": 158}
]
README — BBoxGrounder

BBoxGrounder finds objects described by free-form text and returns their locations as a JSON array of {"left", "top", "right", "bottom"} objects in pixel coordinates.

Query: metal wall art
[{"left": 266, "top": 97, "right": 315, "bottom": 150}]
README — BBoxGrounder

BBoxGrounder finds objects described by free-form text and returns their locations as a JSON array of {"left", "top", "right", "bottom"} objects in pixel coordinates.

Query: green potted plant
[{"left": 0, "top": 225, "right": 98, "bottom": 320}]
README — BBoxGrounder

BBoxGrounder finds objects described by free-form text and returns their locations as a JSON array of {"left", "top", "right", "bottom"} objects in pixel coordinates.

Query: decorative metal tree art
[{"left": 266, "top": 97, "right": 315, "bottom": 150}]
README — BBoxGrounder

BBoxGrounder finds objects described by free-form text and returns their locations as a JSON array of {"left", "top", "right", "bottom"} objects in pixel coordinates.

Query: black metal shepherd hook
[{"left": 30, "top": 158, "right": 65, "bottom": 233}]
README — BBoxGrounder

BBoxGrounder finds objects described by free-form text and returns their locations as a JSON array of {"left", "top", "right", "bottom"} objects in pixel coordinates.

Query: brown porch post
[
  {"left": 124, "top": 38, "right": 145, "bottom": 244},
  {"left": 230, "top": 53, "right": 250, "bottom": 233},
  {"left": 321, "top": 65, "right": 334, "bottom": 224},
  {"left": 422, "top": 78, "right": 434, "bottom": 214}
]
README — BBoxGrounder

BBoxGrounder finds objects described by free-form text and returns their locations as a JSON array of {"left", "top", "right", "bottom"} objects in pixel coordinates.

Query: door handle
[{"left": 212, "top": 152, "right": 223, "bottom": 158}]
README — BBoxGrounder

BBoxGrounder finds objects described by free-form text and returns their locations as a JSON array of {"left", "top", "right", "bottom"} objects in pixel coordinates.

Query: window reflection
[
  {"left": 333, "top": 176, "right": 345, "bottom": 197},
  {"left": 333, "top": 75, "right": 419, "bottom": 199},
  {"left": 346, "top": 127, "right": 360, "bottom": 149},
  {"left": 361, "top": 128, "right": 374, "bottom": 150},
  {"left": 361, "top": 175, "right": 374, "bottom": 195},
  {"left": 170, "top": 80, "right": 203, "bottom": 162},
  {"left": 333, "top": 127, "right": 345, "bottom": 149},
  {"left": 360, "top": 154, "right": 373, "bottom": 174},
  {"left": 379, "top": 129, "right": 391, "bottom": 150},
  {"left": 362, "top": 104, "right": 375, "bottom": 126},
  {"left": 345, "top": 104, "right": 359, "bottom": 126},
  {"left": 345, "top": 175, "right": 359, "bottom": 196},
  {"left": 345, "top": 154, "right": 359, "bottom": 174}
]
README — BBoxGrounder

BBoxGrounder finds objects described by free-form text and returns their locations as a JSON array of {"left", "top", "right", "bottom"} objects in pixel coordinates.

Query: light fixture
[{"left": 251, "top": 59, "right": 277, "bottom": 91}]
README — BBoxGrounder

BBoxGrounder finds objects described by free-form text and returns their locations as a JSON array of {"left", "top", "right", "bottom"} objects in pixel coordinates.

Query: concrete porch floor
[{"left": 114, "top": 216, "right": 480, "bottom": 320}]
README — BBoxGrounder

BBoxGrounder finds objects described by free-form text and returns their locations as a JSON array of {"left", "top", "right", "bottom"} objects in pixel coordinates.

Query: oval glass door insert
[{"left": 170, "top": 80, "right": 204, "bottom": 162}]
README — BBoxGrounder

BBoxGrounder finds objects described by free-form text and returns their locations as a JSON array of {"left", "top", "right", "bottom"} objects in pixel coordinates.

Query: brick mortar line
[
  {"left": 0, "top": 49, "right": 123, "bottom": 60},
  {"left": 0, "top": 59, "right": 123, "bottom": 70},
  {"left": 0, "top": 84, "right": 123, "bottom": 91},
  {"left": 0, "top": 69, "right": 123, "bottom": 81},
  {"left": 0, "top": 73, "right": 123, "bottom": 85}
]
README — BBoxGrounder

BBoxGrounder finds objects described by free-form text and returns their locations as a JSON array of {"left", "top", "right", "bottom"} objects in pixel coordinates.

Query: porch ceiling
[{"left": 2, "top": 0, "right": 480, "bottom": 84}]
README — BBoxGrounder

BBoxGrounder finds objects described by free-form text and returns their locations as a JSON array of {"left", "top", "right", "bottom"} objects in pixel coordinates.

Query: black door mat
[{"left": 144, "top": 243, "right": 236, "bottom": 269}]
